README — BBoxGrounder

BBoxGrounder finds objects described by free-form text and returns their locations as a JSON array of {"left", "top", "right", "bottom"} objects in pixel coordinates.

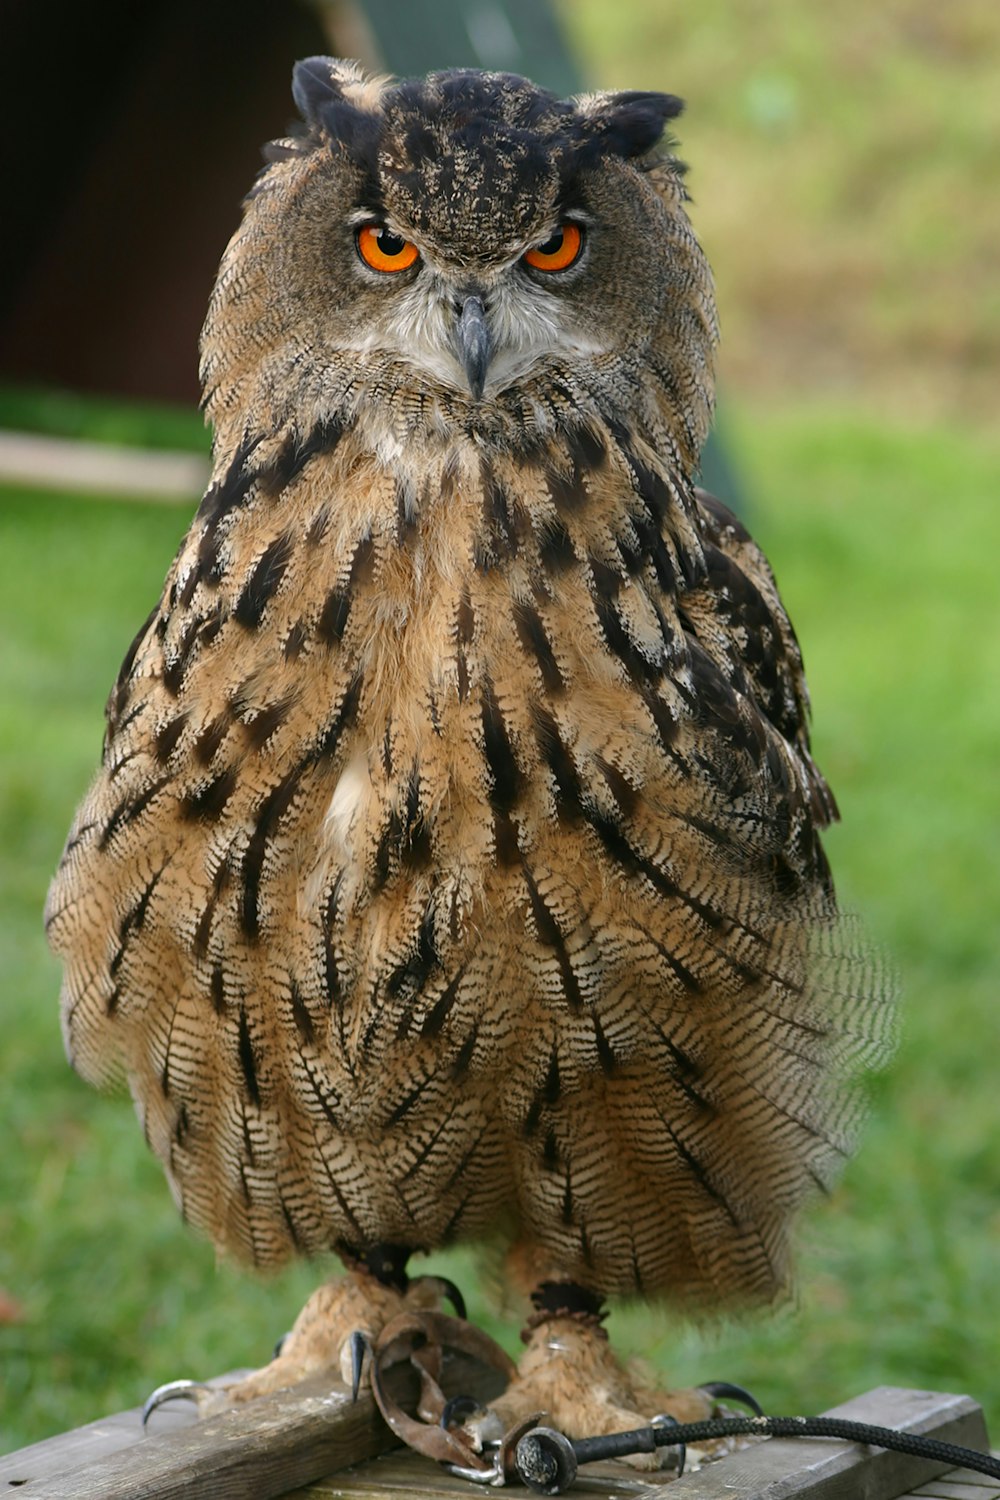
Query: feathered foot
[
  {"left": 459, "top": 1286, "right": 714, "bottom": 1474},
  {"left": 143, "top": 1250, "right": 462, "bottom": 1425}
]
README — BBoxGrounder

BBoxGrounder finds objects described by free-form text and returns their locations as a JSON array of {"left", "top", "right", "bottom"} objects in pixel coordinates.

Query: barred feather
[{"left": 47, "top": 60, "right": 893, "bottom": 1314}]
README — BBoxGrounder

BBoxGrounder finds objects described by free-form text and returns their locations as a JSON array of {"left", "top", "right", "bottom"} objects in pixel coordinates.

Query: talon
[
  {"left": 431, "top": 1275, "right": 467, "bottom": 1321},
  {"left": 411, "top": 1273, "right": 467, "bottom": 1320},
  {"left": 272, "top": 1331, "right": 292, "bottom": 1359},
  {"left": 349, "top": 1330, "right": 370, "bottom": 1401},
  {"left": 698, "top": 1380, "right": 765, "bottom": 1417},
  {"left": 441, "top": 1393, "right": 482, "bottom": 1430},
  {"left": 141, "top": 1379, "right": 214, "bottom": 1427}
]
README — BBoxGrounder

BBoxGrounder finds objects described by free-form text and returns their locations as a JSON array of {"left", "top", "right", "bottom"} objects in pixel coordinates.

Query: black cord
[{"left": 515, "top": 1414, "right": 1000, "bottom": 1494}]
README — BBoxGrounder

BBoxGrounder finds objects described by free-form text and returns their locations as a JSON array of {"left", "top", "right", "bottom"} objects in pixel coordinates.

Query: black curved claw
[
  {"left": 440, "top": 1393, "right": 482, "bottom": 1430},
  {"left": 413, "top": 1272, "right": 467, "bottom": 1321},
  {"left": 141, "top": 1379, "right": 213, "bottom": 1428},
  {"left": 698, "top": 1380, "right": 765, "bottom": 1418},
  {"left": 434, "top": 1274, "right": 467, "bottom": 1321},
  {"left": 651, "top": 1413, "right": 686, "bottom": 1476},
  {"left": 272, "top": 1330, "right": 292, "bottom": 1360},
  {"left": 350, "top": 1330, "right": 370, "bottom": 1402}
]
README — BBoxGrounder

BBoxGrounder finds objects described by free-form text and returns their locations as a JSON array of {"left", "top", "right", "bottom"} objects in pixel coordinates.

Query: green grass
[
  {"left": 2, "top": 403, "right": 998, "bottom": 1453},
  {"left": 561, "top": 0, "right": 1000, "bottom": 421},
  {"left": 3, "top": 0, "right": 999, "bottom": 1454},
  {"left": 0, "top": 385, "right": 209, "bottom": 455}
]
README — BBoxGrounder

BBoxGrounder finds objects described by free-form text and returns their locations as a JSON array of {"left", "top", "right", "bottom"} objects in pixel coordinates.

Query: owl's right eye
[
  {"left": 356, "top": 224, "right": 420, "bottom": 274},
  {"left": 522, "top": 223, "right": 585, "bottom": 273}
]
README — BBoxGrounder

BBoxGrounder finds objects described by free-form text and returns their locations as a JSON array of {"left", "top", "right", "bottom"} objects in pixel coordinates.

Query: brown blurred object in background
[{"left": 0, "top": 0, "right": 329, "bottom": 403}]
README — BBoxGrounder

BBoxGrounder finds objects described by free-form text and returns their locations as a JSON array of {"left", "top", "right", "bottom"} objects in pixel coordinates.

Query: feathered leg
[
  {"left": 462, "top": 1282, "right": 714, "bottom": 1472},
  {"left": 143, "top": 1243, "right": 459, "bottom": 1422}
]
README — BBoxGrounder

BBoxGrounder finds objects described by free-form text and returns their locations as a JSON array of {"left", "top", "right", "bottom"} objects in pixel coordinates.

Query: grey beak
[{"left": 456, "top": 294, "right": 491, "bottom": 400}]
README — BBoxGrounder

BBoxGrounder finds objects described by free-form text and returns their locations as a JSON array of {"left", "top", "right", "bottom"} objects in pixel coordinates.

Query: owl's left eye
[
  {"left": 523, "top": 223, "right": 585, "bottom": 273},
  {"left": 356, "top": 224, "right": 420, "bottom": 274}
]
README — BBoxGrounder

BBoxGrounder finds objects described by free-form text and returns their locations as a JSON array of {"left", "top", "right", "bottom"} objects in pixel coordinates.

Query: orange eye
[
  {"left": 356, "top": 224, "right": 419, "bottom": 273},
  {"left": 523, "top": 223, "right": 584, "bottom": 272}
]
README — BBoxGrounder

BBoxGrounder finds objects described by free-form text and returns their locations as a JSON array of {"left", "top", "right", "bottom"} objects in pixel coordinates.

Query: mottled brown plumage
[{"left": 47, "top": 59, "right": 892, "bottom": 1453}]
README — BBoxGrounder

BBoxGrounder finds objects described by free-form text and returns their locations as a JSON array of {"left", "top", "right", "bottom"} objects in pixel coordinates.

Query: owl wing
[{"left": 690, "top": 487, "right": 837, "bottom": 829}]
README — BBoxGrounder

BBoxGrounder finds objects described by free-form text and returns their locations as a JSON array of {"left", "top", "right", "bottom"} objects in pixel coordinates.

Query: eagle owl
[{"left": 47, "top": 59, "right": 891, "bottom": 1461}]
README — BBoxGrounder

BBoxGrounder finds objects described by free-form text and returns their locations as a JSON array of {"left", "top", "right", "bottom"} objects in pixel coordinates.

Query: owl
[{"left": 46, "top": 59, "right": 892, "bottom": 1468}]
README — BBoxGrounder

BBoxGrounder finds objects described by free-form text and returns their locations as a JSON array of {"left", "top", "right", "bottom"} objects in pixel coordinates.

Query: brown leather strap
[{"left": 369, "top": 1309, "right": 517, "bottom": 1473}]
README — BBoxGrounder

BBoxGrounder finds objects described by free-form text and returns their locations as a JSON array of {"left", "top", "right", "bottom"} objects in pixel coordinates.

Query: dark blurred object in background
[
  {"left": 0, "top": 0, "right": 328, "bottom": 404},
  {"left": 0, "top": 0, "right": 740, "bottom": 510},
  {"left": 0, "top": 0, "right": 580, "bottom": 405}
]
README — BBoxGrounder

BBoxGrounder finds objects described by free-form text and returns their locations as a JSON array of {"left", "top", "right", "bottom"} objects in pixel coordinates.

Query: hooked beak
[{"left": 456, "top": 294, "right": 492, "bottom": 400}]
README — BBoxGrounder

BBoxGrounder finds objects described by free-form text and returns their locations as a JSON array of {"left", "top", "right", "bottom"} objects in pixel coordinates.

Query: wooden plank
[
  {"left": 299, "top": 1445, "right": 681, "bottom": 1497},
  {"left": 4, "top": 1383, "right": 991, "bottom": 1500},
  {"left": 0, "top": 1407, "right": 180, "bottom": 1487},
  {"left": 652, "top": 1387, "right": 990, "bottom": 1500},
  {"left": 906, "top": 1485, "right": 1000, "bottom": 1499},
  {"left": 902, "top": 1460, "right": 1000, "bottom": 1499},
  {"left": 301, "top": 1451, "right": 681, "bottom": 1497},
  {"left": 296, "top": 1387, "right": 991, "bottom": 1500},
  {"left": 0, "top": 1372, "right": 249, "bottom": 1487},
  {"left": 0, "top": 430, "right": 207, "bottom": 501},
  {"left": 0, "top": 1353, "right": 504, "bottom": 1500}
]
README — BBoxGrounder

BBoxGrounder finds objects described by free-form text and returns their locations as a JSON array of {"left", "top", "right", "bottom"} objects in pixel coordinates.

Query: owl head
[{"left": 201, "top": 59, "right": 717, "bottom": 469}]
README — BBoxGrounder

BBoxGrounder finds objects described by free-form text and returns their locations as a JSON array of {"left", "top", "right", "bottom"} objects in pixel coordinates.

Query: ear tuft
[
  {"left": 292, "top": 56, "right": 342, "bottom": 127},
  {"left": 290, "top": 57, "right": 389, "bottom": 162},
  {"left": 578, "top": 90, "right": 684, "bottom": 160}
]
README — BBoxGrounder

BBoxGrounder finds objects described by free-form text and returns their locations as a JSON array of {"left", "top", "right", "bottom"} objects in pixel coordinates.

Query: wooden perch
[
  {"left": 0, "top": 1383, "right": 994, "bottom": 1500},
  {"left": 0, "top": 1352, "right": 501, "bottom": 1498}
]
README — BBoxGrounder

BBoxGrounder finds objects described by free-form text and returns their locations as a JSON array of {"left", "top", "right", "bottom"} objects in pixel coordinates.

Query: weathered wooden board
[
  {"left": 295, "top": 1387, "right": 994, "bottom": 1500},
  {"left": 2, "top": 1384, "right": 993, "bottom": 1499},
  {"left": 0, "top": 1353, "right": 503, "bottom": 1499},
  {"left": 671, "top": 1387, "right": 990, "bottom": 1500},
  {"left": 0, "top": 1371, "right": 253, "bottom": 1487},
  {"left": 904, "top": 1481, "right": 1000, "bottom": 1498},
  {"left": 0, "top": 430, "right": 208, "bottom": 500},
  {"left": 297, "top": 1446, "right": 678, "bottom": 1497},
  {"left": 901, "top": 1465, "right": 1000, "bottom": 1497}
]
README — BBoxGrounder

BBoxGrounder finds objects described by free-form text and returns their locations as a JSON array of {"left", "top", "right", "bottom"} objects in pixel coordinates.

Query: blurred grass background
[
  {"left": 2, "top": 0, "right": 999, "bottom": 1456},
  {"left": 568, "top": 0, "right": 1000, "bottom": 424}
]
